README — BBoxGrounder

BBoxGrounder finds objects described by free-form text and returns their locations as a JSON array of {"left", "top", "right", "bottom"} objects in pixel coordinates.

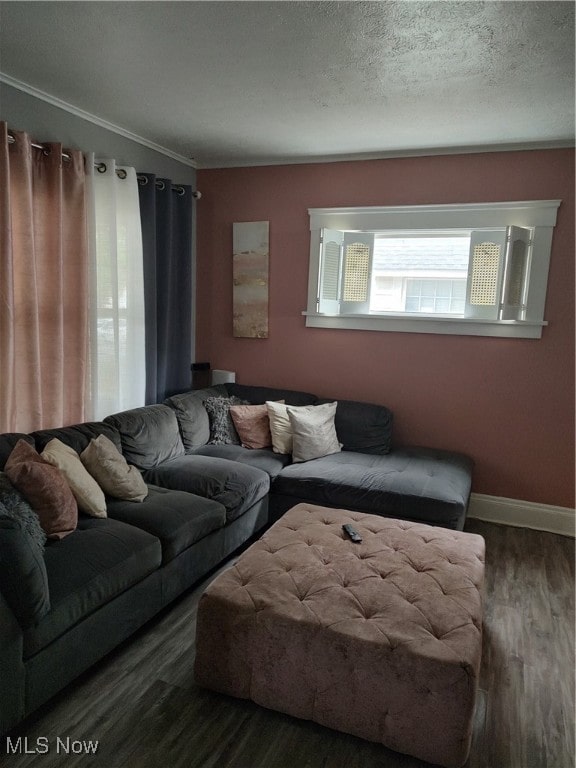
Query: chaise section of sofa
[
  {"left": 216, "top": 383, "right": 473, "bottom": 531},
  {"left": 270, "top": 446, "right": 473, "bottom": 530},
  {"left": 162, "top": 382, "right": 473, "bottom": 530}
]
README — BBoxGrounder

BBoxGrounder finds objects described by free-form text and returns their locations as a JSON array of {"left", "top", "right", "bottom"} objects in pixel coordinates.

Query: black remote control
[{"left": 342, "top": 524, "right": 362, "bottom": 543}]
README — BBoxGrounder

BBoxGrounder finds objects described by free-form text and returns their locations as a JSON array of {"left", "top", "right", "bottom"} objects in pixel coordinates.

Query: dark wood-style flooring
[{"left": 2, "top": 520, "right": 574, "bottom": 768}]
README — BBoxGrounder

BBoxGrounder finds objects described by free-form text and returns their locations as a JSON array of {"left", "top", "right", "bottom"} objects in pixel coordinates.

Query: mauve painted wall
[{"left": 196, "top": 150, "right": 575, "bottom": 509}]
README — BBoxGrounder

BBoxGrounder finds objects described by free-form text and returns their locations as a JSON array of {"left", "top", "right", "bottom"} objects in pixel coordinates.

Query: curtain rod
[
  {"left": 7, "top": 131, "right": 72, "bottom": 161},
  {"left": 6, "top": 133, "right": 200, "bottom": 198}
]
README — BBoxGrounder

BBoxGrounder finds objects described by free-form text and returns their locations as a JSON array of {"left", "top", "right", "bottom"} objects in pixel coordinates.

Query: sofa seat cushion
[
  {"left": 272, "top": 448, "right": 473, "bottom": 530},
  {"left": 106, "top": 485, "right": 226, "bottom": 564},
  {"left": 192, "top": 444, "right": 290, "bottom": 479},
  {"left": 23, "top": 517, "right": 161, "bottom": 658},
  {"left": 143, "top": 456, "right": 270, "bottom": 523}
]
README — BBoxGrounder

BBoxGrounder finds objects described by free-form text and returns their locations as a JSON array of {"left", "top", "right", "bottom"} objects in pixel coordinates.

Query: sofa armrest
[{"left": 0, "top": 588, "right": 25, "bottom": 735}]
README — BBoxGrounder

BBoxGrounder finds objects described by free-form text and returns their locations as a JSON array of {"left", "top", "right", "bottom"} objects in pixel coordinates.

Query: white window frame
[{"left": 304, "top": 200, "right": 561, "bottom": 339}]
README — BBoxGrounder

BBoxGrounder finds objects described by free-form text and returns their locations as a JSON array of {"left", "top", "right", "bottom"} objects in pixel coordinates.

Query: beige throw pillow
[
  {"left": 42, "top": 438, "right": 107, "bottom": 518},
  {"left": 286, "top": 402, "right": 341, "bottom": 463},
  {"left": 266, "top": 401, "right": 293, "bottom": 454},
  {"left": 81, "top": 435, "right": 148, "bottom": 502}
]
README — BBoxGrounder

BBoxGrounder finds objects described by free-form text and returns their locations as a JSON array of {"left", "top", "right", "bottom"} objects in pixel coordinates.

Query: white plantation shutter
[
  {"left": 318, "top": 229, "right": 343, "bottom": 314},
  {"left": 464, "top": 230, "right": 507, "bottom": 319},
  {"left": 501, "top": 226, "right": 531, "bottom": 320},
  {"left": 340, "top": 232, "right": 374, "bottom": 314}
]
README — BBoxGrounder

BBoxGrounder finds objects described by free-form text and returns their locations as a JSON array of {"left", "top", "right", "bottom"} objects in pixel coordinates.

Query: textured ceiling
[{"left": 0, "top": 1, "right": 574, "bottom": 167}]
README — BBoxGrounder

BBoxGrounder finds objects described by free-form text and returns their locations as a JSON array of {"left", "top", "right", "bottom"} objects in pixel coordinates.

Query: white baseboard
[{"left": 468, "top": 493, "right": 575, "bottom": 538}]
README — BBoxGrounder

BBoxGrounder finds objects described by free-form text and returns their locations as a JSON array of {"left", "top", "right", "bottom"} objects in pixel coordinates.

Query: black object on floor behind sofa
[{"left": 0, "top": 382, "right": 472, "bottom": 736}]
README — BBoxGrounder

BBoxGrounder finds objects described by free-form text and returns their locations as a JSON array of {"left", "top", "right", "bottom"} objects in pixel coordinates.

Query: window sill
[{"left": 302, "top": 312, "right": 547, "bottom": 338}]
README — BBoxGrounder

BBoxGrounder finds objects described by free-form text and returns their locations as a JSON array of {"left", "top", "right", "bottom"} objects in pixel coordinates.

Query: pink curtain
[{"left": 0, "top": 122, "right": 89, "bottom": 432}]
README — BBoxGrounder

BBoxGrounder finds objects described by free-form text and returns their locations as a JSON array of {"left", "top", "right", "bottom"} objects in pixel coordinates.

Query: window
[
  {"left": 371, "top": 234, "right": 468, "bottom": 314},
  {"left": 404, "top": 278, "right": 466, "bottom": 314},
  {"left": 305, "top": 201, "right": 561, "bottom": 338}
]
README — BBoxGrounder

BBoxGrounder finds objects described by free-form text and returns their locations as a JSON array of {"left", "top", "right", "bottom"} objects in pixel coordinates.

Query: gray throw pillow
[
  {"left": 205, "top": 396, "right": 249, "bottom": 445},
  {"left": 0, "top": 472, "right": 46, "bottom": 550}
]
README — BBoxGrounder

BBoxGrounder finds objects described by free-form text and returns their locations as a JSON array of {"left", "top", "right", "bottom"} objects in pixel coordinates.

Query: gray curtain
[{"left": 138, "top": 175, "right": 193, "bottom": 404}]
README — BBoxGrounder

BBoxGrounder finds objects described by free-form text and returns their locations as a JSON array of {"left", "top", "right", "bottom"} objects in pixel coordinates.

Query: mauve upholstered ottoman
[{"left": 194, "top": 503, "right": 485, "bottom": 767}]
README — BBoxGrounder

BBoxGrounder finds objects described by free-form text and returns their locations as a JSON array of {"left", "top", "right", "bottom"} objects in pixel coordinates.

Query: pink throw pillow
[
  {"left": 4, "top": 439, "right": 78, "bottom": 540},
  {"left": 229, "top": 403, "right": 281, "bottom": 450}
]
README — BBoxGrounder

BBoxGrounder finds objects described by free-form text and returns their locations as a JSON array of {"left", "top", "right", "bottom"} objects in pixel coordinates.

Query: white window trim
[{"left": 304, "top": 200, "right": 561, "bottom": 339}]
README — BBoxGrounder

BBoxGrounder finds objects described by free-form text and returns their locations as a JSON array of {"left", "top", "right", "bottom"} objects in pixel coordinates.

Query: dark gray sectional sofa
[{"left": 0, "top": 382, "right": 473, "bottom": 736}]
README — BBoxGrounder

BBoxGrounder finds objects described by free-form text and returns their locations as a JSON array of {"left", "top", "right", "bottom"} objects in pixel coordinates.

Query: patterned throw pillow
[
  {"left": 0, "top": 472, "right": 47, "bottom": 551},
  {"left": 205, "top": 396, "right": 249, "bottom": 445}
]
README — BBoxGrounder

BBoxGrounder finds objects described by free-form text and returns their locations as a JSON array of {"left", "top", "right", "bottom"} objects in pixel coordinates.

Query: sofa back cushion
[
  {"left": 0, "top": 514, "right": 50, "bottom": 628},
  {"left": 0, "top": 433, "right": 35, "bottom": 470},
  {"left": 164, "top": 385, "right": 228, "bottom": 451},
  {"left": 104, "top": 405, "right": 184, "bottom": 470},
  {"left": 31, "top": 422, "right": 122, "bottom": 455},
  {"left": 317, "top": 399, "right": 394, "bottom": 455},
  {"left": 225, "top": 383, "right": 318, "bottom": 407}
]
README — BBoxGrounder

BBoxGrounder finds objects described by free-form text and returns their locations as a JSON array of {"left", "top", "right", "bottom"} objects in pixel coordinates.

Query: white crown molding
[
  {"left": 197, "top": 140, "right": 575, "bottom": 169},
  {"left": 3, "top": 72, "right": 572, "bottom": 171},
  {"left": 468, "top": 493, "right": 575, "bottom": 538},
  {"left": 0, "top": 72, "right": 197, "bottom": 169}
]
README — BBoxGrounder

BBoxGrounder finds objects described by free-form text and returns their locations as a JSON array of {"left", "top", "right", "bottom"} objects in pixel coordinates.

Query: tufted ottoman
[{"left": 194, "top": 503, "right": 485, "bottom": 767}]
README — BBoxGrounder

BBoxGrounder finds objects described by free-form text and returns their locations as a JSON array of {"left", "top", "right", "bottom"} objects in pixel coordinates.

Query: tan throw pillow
[
  {"left": 266, "top": 401, "right": 294, "bottom": 454},
  {"left": 41, "top": 438, "right": 107, "bottom": 518},
  {"left": 286, "top": 402, "right": 341, "bottom": 463},
  {"left": 4, "top": 439, "right": 78, "bottom": 540},
  {"left": 81, "top": 435, "right": 148, "bottom": 502},
  {"left": 230, "top": 401, "right": 285, "bottom": 450}
]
